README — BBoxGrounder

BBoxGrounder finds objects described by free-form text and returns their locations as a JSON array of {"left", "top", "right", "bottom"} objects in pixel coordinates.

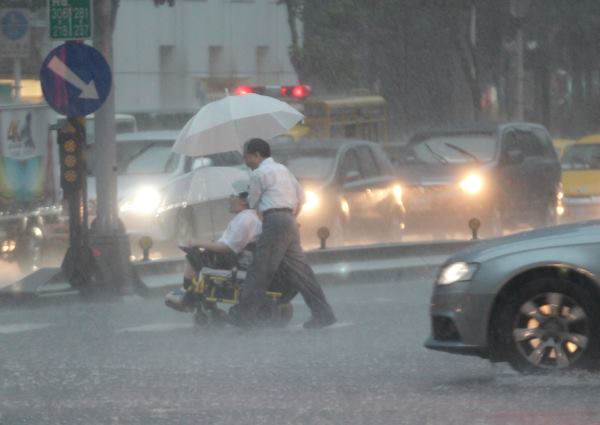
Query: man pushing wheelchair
[{"left": 166, "top": 138, "right": 335, "bottom": 329}]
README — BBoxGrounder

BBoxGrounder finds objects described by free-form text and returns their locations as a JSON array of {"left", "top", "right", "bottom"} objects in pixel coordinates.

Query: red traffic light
[
  {"left": 280, "top": 84, "right": 311, "bottom": 99},
  {"left": 234, "top": 85, "right": 253, "bottom": 96},
  {"left": 232, "top": 84, "right": 311, "bottom": 99}
]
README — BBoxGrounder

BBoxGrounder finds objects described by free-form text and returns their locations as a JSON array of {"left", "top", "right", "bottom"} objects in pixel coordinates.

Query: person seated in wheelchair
[{"left": 166, "top": 190, "right": 263, "bottom": 312}]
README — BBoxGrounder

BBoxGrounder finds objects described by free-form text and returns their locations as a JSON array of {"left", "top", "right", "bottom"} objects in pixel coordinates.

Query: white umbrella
[{"left": 172, "top": 93, "right": 304, "bottom": 157}]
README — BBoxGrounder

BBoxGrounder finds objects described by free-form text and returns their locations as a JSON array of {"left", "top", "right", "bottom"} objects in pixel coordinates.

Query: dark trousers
[{"left": 239, "top": 210, "right": 335, "bottom": 321}]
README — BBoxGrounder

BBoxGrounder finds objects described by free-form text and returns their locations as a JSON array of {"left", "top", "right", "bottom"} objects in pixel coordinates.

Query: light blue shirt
[{"left": 248, "top": 157, "right": 305, "bottom": 213}]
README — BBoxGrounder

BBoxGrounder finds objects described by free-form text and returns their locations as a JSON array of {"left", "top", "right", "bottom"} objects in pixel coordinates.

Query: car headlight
[
  {"left": 392, "top": 184, "right": 403, "bottom": 205},
  {"left": 437, "top": 262, "right": 478, "bottom": 285},
  {"left": 120, "top": 187, "right": 162, "bottom": 215},
  {"left": 459, "top": 174, "right": 483, "bottom": 194},
  {"left": 304, "top": 190, "right": 320, "bottom": 212}
]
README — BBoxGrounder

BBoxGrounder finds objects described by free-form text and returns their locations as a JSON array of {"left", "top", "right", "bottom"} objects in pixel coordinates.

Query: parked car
[
  {"left": 425, "top": 220, "right": 600, "bottom": 373},
  {"left": 270, "top": 139, "right": 405, "bottom": 247},
  {"left": 87, "top": 130, "right": 249, "bottom": 256},
  {"left": 559, "top": 134, "right": 600, "bottom": 223},
  {"left": 396, "top": 123, "right": 562, "bottom": 237}
]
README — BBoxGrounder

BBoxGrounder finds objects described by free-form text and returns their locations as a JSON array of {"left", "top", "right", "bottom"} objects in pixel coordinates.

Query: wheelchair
[{"left": 166, "top": 246, "right": 295, "bottom": 328}]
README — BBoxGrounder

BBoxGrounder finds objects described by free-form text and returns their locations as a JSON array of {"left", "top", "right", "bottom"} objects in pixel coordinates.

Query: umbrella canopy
[{"left": 172, "top": 93, "right": 304, "bottom": 157}]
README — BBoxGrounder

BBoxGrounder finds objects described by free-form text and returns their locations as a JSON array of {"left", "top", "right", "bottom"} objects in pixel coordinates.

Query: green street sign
[{"left": 48, "top": 0, "right": 92, "bottom": 40}]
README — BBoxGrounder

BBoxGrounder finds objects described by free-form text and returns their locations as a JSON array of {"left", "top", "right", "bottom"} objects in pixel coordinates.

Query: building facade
[{"left": 113, "top": 0, "right": 299, "bottom": 112}]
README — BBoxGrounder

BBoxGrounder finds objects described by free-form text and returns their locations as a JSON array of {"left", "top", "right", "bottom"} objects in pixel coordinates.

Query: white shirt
[
  {"left": 217, "top": 209, "right": 262, "bottom": 254},
  {"left": 248, "top": 157, "right": 306, "bottom": 213}
]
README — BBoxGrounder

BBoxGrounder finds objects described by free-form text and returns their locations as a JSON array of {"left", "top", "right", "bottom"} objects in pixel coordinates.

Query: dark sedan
[
  {"left": 271, "top": 139, "right": 405, "bottom": 247},
  {"left": 396, "top": 123, "right": 562, "bottom": 237}
]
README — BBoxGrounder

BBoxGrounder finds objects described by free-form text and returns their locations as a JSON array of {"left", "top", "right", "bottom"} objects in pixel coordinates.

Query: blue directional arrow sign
[{"left": 40, "top": 43, "right": 112, "bottom": 117}]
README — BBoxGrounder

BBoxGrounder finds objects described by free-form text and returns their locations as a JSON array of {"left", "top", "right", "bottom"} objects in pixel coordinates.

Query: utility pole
[
  {"left": 90, "top": 0, "right": 142, "bottom": 295},
  {"left": 510, "top": 0, "right": 530, "bottom": 121}
]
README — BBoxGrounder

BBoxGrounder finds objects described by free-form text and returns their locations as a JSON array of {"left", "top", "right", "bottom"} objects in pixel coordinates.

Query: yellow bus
[{"left": 298, "top": 95, "right": 388, "bottom": 143}]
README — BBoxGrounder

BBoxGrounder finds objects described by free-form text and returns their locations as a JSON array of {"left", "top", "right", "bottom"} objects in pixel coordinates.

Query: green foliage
[{"left": 281, "top": 0, "right": 600, "bottom": 134}]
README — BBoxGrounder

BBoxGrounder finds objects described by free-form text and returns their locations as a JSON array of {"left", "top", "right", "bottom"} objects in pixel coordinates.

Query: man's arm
[
  {"left": 186, "top": 239, "right": 234, "bottom": 254},
  {"left": 247, "top": 172, "right": 263, "bottom": 210},
  {"left": 291, "top": 172, "right": 305, "bottom": 216}
]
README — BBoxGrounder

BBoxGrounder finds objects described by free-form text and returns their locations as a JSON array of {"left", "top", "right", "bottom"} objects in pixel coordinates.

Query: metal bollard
[
  {"left": 468, "top": 218, "right": 481, "bottom": 240},
  {"left": 317, "top": 227, "right": 330, "bottom": 249},
  {"left": 139, "top": 236, "right": 154, "bottom": 261}
]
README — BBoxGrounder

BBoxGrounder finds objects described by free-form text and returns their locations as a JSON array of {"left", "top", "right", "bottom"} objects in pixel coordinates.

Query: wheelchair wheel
[
  {"left": 209, "top": 306, "right": 229, "bottom": 327},
  {"left": 193, "top": 308, "right": 209, "bottom": 327},
  {"left": 275, "top": 303, "right": 294, "bottom": 327},
  {"left": 255, "top": 300, "right": 278, "bottom": 327}
]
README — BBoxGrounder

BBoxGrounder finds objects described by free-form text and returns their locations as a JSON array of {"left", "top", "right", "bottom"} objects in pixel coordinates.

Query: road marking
[
  {"left": 47, "top": 56, "right": 99, "bottom": 99},
  {"left": 290, "top": 321, "right": 353, "bottom": 331},
  {"left": 0, "top": 323, "right": 52, "bottom": 334},
  {"left": 116, "top": 323, "right": 192, "bottom": 333}
]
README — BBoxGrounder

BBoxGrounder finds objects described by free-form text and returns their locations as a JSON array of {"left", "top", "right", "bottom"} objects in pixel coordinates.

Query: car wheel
[{"left": 496, "top": 278, "right": 600, "bottom": 373}]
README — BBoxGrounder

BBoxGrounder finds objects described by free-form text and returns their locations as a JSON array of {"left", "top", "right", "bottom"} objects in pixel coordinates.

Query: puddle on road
[
  {"left": 116, "top": 323, "right": 193, "bottom": 333},
  {"left": 0, "top": 323, "right": 53, "bottom": 334}
]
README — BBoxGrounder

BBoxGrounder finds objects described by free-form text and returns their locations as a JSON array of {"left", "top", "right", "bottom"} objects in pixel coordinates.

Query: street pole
[
  {"left": 13, "top": 57, "right": 21, "bottom": 102},
  {"left": 91, "top": 0, "right": 143, "bottom": 295},
  {"left": 93, "top": 0, "right": 118, "bottom": 234},
  {"left": 515, "top": 24, "right": 524, "bottom": 121},
  {"left": 510, "top": 0, "right": 530, "bottom": 121}
]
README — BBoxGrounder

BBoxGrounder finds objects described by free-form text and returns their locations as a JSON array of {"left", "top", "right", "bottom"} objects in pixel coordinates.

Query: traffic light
[
  {"left": 57, "top": 118, "right": 85, "bottom": 195},
  {"left": 232, "top": 84, "right": 312, "bottom": 100},
  {"left": 280, "top": 84, "right": 311, "bottom": 99}
]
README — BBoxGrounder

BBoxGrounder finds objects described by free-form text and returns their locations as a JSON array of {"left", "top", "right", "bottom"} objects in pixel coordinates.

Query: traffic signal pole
[{"left": 59, "top": 118, "right": 93, "bottom": 288}]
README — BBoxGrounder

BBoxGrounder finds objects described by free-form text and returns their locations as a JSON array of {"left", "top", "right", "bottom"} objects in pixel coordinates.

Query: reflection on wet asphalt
[{"left": 1, "top": 277, "right": 599, "bottom": 425}]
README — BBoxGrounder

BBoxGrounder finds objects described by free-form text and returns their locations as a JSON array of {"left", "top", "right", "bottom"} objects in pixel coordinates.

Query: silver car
[{"left": 425, "top": 221, "right": 600, "bottom": 373}]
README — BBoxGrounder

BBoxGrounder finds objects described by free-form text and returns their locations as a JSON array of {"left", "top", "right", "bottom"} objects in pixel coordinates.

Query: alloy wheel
[{"left": 512, "top": 292, "right": 590, "bottom": 370}]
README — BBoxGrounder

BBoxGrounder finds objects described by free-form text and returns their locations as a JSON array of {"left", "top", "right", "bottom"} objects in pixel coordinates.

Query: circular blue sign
[
  {"left": 40, "top": 43, "right": 112, "bottom": 117},
  {"left": 1, "top": 11, "right": 27, "bottom": 41}
]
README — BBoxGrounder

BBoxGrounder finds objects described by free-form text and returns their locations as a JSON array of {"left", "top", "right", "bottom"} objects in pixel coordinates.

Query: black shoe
[{"left": 303, "top": 315, "right": 336, "bottom": 329}]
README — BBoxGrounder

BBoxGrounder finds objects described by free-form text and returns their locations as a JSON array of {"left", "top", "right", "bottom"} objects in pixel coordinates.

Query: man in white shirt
[
  {"left": 238, "top": 138, "right": 336, "bottom": 329},
  {"left": 165, "top": 191, "right": 263, "bottom": 312}
]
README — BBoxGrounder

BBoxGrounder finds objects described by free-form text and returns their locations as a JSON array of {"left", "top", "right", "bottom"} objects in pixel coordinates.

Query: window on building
[
  {"left": 256, "top": 46, "right": 269, "bottom": 85},
  {"left": 209, "top": 46, "right": 224, "bottom": 77},
  {"left": 160, "top": 45, "right": 176, "bottom": 108}
]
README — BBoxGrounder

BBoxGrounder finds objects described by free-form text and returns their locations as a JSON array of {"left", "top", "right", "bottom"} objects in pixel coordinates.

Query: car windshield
[
  {"left": 272, "top": 148, "right": 337, "bottom": 180},
  {"left": 408, "top": 134, "right": 497, "bottom": 164},
  {"left": 561, "top": 144, "right": 600, "bottom": 170},
  {"left": 117, "top": 141, "right": 179, "bottom": 175}
]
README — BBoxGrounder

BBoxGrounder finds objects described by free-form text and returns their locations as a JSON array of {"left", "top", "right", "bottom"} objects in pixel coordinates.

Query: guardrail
[{"left": 0, "top": 239, "right": 479, "bottom": 303}]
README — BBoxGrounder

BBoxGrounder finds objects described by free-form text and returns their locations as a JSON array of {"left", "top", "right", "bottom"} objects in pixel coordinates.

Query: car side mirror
[
  {"left": 343, "top": 170, "right": 360, "bottom": 183},
  {"left": 192, "top": 157, "right": 213, "bottom": 170},
  {"left": 506, "top": 149, "right": 524, "bottom": 165}
]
